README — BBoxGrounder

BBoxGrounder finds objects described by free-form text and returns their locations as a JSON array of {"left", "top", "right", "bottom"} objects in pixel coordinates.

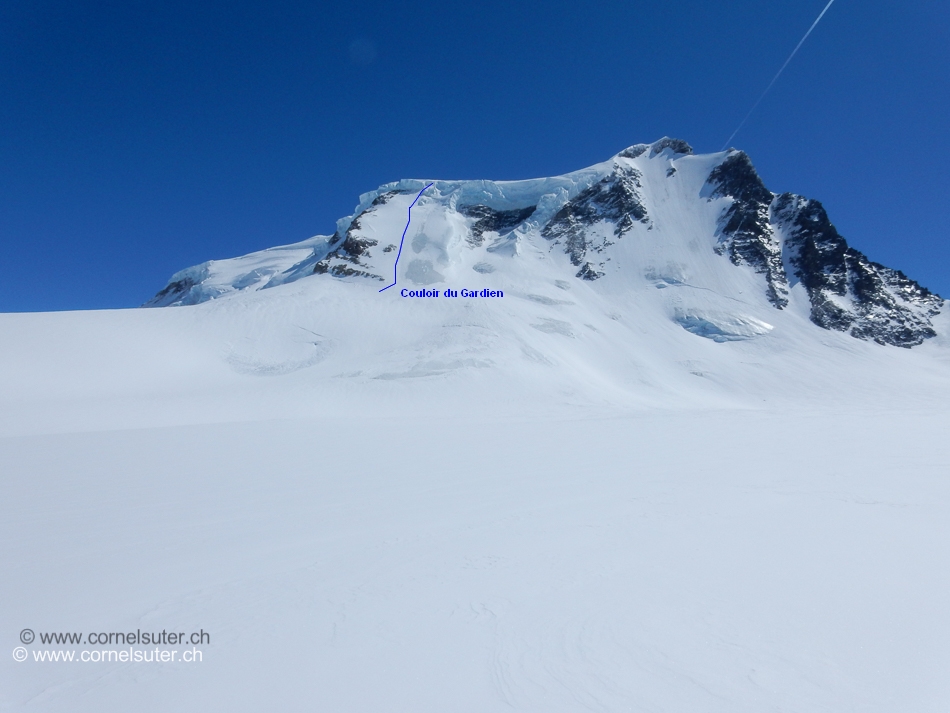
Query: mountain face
[
  {"left": 705, "top": 152, "right": 942, "bottom": 347},
  {"left": 147, "top": 139, "right": 942, "bottom": 348}
]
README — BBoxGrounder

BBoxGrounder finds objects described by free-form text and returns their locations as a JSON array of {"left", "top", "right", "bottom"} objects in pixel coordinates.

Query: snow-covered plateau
[{"left": 2, "top": 139, "right": 950, "bottom": 711}]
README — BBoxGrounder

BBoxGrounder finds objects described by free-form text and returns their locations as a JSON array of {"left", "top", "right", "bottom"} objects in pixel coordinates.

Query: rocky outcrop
[
  {"left": 772, "top": 193, "right": 942, "bottom": 347},
  {"left": 458, "top": 205, "right": 537, "bottom": 247},
  {"left": 707, "top": 152, "right": 789, "bottom": 308},
  {"left": 649, "top": 138, "right": 693, "bottom": 157},
  {"left": 541, "top": 164, "right": 650, "bottom": 276},
  {"left": 145, "top": 275, "right": 199, "bottom": 307},
  {"left": 617, "top": 144, "right": 648, "bottom": 159},
  {"left": 705, "top": 151, "right": 942, "bottom": 346},
  {"left": 311, "top": 201, "right": 394, "bottom": 282},
  {"left": 576, "top": 262, "right": 604, "bottom": 281}
]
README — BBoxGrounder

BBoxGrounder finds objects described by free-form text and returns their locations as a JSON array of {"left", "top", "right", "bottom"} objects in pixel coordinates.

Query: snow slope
[{"left": 2, "top": 139, "right": 950, "bottom": 712}]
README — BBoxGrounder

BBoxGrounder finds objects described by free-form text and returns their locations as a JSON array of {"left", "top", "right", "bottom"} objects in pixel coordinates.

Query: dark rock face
[
  {"left": 370, "top": 190, "right": 398, "bottom": 207},
  {"left": 576, "top": 262, "right": 604, "bottom": 281},
  {"left": 541, "top": 165, "right": 650, "bottom": 275},
  {"left": 312, "top": 228, "right": 383, "bottom": 280},
  {"left": 772, "top": 193, "right": 942, "bottom": 347},
  {"left": 311, "top": 202, "right": 395, "bottom": 282},
  {"left": 704, "top": 151, "right": 942, "bottom": 345},
  {"left": 707, "top": 152, "right": 789, "bottom": 308},
  {"left": 326, "top": 263, "right": 383, "bottom": 280},
  {"left": 311, "top": 236, "right": 385, "bottom": 281},
  {"left": 458, "top": 204, "right": 537, "bottom": 247},
  {"left": 336, "top": 221, "right": 377, "bottom": 262},
  {"left": 145, "top": 276, "right": 197, "bottom": 307},
  {"left": 649, "top": 138, "right": 693, "bottom": 157},
  {"left": 619, "top": 138, "right": 691, "bottom": 161},
  {"left": 618, "top": 144, "right": 648, "bottom": 159}
]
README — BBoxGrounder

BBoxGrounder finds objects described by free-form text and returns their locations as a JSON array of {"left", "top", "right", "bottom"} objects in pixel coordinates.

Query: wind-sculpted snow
[
  {"left": 674, "top": 309, "right": 774, "bottom": 342},
  {"left": 145, "top": 138, "right": 942, "bottom": 347}
]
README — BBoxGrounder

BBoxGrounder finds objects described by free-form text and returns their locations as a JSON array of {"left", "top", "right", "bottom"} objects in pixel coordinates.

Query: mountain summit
[{"left": 148, "top": 138, "right": 942, "bottom": 348}]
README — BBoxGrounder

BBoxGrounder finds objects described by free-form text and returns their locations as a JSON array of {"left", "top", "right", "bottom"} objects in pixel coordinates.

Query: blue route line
[{"left": 379, "top": 182, "right": 434, "bottom": 293}]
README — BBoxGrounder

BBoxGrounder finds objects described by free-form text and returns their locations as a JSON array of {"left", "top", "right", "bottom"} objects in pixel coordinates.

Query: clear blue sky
[{"left": 1, "top": 0, "right": 947, "bottom": 311}]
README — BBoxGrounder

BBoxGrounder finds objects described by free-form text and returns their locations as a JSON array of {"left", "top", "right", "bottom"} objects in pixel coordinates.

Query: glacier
[{"left": 2, "top": 138, "right": 950, "bottom": 712}]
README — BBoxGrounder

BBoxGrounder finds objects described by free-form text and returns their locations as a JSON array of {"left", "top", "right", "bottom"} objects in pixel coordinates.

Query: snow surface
[{"left": 3, "top": 141, "right": 950, "bottom": 711}]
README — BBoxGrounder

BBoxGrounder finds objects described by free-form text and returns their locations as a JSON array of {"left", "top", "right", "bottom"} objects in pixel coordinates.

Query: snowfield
[{"left": 2, "top": 140, "right": 950, "bottom": 711}]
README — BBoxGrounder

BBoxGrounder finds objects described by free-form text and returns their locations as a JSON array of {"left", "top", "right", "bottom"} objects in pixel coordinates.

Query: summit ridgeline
[{"left": 148, "top": 138, "right": 942, "bottom": 348}]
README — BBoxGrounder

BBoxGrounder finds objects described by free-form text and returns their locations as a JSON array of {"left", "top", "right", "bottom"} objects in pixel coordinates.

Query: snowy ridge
[
  {"left": 147, "top": 234, "right": 334, "bottom": 306},
  {"left": 146, "top": 138, "right": 942, "bottom": 348}
]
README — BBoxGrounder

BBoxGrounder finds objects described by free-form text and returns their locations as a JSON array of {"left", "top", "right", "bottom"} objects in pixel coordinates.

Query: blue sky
[{"left": 1, "top": 0, "right": 947, "bottom": 312}]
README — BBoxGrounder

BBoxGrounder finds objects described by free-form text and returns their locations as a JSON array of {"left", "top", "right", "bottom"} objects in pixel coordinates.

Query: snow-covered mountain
[
  {"left": 147, "top": 138, "right": 942, "bottom": 348},
  {"left": 5, "top": 140, "right": 950, "bottom": 713}
]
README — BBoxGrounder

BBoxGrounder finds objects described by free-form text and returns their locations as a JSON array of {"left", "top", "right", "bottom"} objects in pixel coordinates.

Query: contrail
[{"left": 721, "top": 0, "right": 838, "bottom": 151}]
